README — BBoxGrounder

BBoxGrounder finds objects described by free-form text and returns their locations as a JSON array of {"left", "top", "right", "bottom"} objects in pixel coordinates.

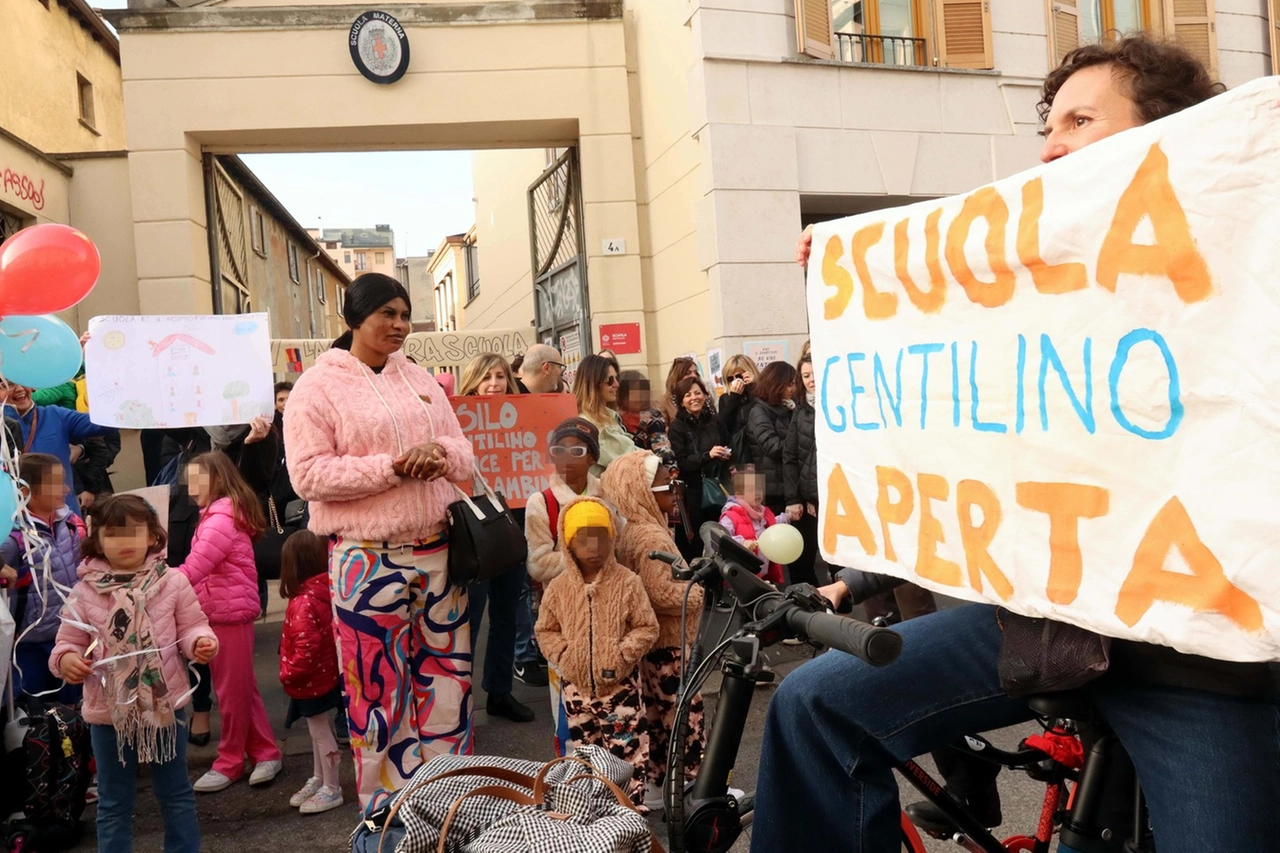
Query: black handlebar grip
[{"left": 787, "top": 609, "right": 902, "bottom": 666}]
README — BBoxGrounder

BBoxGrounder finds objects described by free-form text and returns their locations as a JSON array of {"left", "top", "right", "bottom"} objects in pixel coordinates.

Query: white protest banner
[
  {"left": 272, "top": 327, "right": 534, "bottom": 374},
  {"left": 808, "top": 77, "right": 1280, "bottom": 662},
  {"left": 85, "top": 314, "right": 273, "bottom": 428}
]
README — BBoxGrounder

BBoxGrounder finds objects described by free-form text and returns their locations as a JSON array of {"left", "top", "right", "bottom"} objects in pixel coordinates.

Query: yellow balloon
[{"left": 758, "top": 523, "right": 804, "bottom": 565}]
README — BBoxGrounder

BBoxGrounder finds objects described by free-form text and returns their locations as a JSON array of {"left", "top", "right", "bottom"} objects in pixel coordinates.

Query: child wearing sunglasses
[{"left": 525, "top": 418, "right": 604, "bottom": 587}]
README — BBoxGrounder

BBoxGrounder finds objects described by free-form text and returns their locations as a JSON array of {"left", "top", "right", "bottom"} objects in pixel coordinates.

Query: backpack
[
  {"left": 3, "top": 698, "right": 93, "bottom": 851},
  {"left": 542, "top": 488, "right": 560, "bottom": 548}
]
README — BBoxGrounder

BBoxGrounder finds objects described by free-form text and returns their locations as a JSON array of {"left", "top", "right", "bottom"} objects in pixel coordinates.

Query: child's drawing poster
[{"left": 84, "top": 314, "right": 273, "bottom": 428}]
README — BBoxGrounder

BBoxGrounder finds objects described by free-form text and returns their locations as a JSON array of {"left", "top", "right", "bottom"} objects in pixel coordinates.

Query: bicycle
[{"left": 655, "top": 523, "right": 1153, "bottom": 853}]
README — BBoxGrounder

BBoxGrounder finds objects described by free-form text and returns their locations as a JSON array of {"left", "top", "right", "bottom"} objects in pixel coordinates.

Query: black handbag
[
  {"left": 996, "top": 609, "right": 1111, "bottom": 697},
  {"left": 252, "top": 496, "right": 301, "bottom": 581},
  {"left": 445, "top": 472, "right": 527, "bottom": 586}
]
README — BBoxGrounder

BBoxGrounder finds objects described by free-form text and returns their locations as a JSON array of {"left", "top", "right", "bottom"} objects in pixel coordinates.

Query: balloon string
[{"left": 0, "top": 327, "right": 39, "bottom": 354}]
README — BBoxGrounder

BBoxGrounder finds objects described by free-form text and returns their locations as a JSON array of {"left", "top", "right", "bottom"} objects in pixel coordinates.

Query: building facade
[
  {"left": 429, "top": 233, "right": 468, "bottom": 333},
  {"left": 309, "top": 225, "right": 397, "bottom": 281},
  {"left": 396, "top": 252, "right": 437, "bottom": 328},
  {"left": 105, "top": 0, "right": 1278, "bottom": 381},
  {"left": 212, "top": 156, "right": 349, "bottom": 340}
]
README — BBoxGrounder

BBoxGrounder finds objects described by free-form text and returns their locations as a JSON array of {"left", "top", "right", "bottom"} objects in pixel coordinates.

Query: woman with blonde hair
[
  {"left": 717, "top": 354, "right": 759, "bottom": 453},
  {"left": 573, "top": 354, "right": 635, "bottom": 476},
  {"left": 457, "top": 352, "right": 519, "bottom": 396}
]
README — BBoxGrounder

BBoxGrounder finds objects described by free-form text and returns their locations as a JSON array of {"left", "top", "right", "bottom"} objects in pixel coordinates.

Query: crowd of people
[{"left": 0, "top": 269, "right": 871, "bottom": 849}]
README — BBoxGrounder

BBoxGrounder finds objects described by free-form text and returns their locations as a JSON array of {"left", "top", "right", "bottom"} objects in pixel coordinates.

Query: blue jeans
[
  {"left": 467, "top": 564, "right": 525, "bottom": 695},
  {"left": 513, "top": 570, "right": 540, "bottom": 664},
  {"left": 750, "top": 604, "right": 1280, "bottom": 853},
  {"left": 92, "top": 710, "right": 200, "bottom": 853}
]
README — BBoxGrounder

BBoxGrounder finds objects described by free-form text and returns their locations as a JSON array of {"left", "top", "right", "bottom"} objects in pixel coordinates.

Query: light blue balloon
[
  {"left": 0, "top": 472, "right": 16, "bottom": 539},
  {"left": 0, "top": 314, "right": 82, "bottom": 390}
]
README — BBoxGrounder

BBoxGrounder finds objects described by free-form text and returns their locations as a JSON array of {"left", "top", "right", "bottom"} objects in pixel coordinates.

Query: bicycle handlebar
[{"left": 782, "top": 605, "right": 902, "bottom": 665}]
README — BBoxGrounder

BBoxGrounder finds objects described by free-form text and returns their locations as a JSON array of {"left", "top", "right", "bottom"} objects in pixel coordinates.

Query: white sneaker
[
  {"left": 193, "top": 770, "right": 236, "bottom": 793},
  {"left": 248, "top": 759, "right": 283, "bottom": 786},
  {"left": 728, "top": 786, "right": 746, "bottom": 801},
  {"left": 299, "top": 785, "right": 344, "bottom": 815},
  {"left": 290, "top": 776, "right": 322, "bottom": 808}
]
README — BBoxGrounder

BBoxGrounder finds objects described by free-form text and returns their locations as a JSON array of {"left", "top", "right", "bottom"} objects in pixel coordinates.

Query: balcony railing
[{"left": 835, "top": 32, "right": 927, "bottom": 67}]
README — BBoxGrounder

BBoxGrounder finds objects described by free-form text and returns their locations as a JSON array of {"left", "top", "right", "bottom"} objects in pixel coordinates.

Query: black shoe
[
  {"left": 513, "top": 661, "right": 549, "bottom": 687},
  {"left": 905, "top": 790, "right": 1002, "bottom": 837},
  {"left": 486, "top": 692, "right": 535, "bottom": 723},
  {"left": 187, "top": 730, "right": 211, "bottom": 747}
]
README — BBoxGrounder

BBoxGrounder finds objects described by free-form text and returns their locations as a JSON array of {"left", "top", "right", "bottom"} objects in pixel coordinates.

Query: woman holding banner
[
  {"left": 285, "top": 273, "right": 475, "bottom": 818},
  {"left": 457, "top": 353, "right": 540, "bottom": 720},
  {"left": 753, "top": 36, "right": 1278, "bottom": 853}
]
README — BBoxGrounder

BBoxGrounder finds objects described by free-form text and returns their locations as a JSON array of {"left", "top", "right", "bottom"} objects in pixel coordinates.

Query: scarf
[
  {"left": 731, "top": 496, "right": 766, "bottom": 524},
  {"left": 84, "top": 558, "right": 178, "bottom": 764},
  {"left": 806, "top": 391, "right": 816, "bottom": 407}
]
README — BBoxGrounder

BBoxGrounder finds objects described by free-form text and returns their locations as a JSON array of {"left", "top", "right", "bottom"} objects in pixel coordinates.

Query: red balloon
[{"left": 0, "top": 224, "right": 101, "bottom": 315}]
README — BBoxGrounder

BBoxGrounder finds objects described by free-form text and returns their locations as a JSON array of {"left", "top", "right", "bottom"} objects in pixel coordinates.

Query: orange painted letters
[
  {"left": 893, "top": 210, "right": 947, "bottom": 313},
  {"left": 1017, "top": 177, "right": 1087, "bottom": 295},
  {"left": 852, "top": 223, "right": 897, "bottom": 320},
  {"left": 1095, "top": 143, "right": 1213, "bottom": 303},
  {"left": 1016, "top": 482, "right": 1110, "bottom": 605},
  {"left": 823, "top": 464, "right": 878, "bottom": 556},
  {"left": 916, "top": 473, "right": 963, "bottom": 586},
  {"left": 956, "top": 479, "right": 1013, "bottom": 600},
  {"left": 945, "top": 186, "right": 1017, "bottom": 309},
  {"left": 1116, "top": 497, "right": 1262, "bottom": 631},
  {"left": 821, "top": 235, "right": 853, "bottom": 320},
  {"left": 876, "top": 466, "right": 914, "bottom": 562}
]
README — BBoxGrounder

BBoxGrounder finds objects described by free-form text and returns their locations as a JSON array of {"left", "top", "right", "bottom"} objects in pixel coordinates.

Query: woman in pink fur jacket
[{"left": 283, "top": 273, "right": 476, "bottom": 816}]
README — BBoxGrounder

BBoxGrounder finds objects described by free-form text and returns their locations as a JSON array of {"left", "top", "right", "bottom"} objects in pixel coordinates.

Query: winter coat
[
  {"left": 279, "top": 573, "right": 339, "bottom": 700},
  {"left": 284, "top": 348, "right": 474, "bottom": 543},
  {"left": 620, "top": 408, "right": 674, "bottom": 467},
  {"left": 176, "top": 497, "right": 260, "bottom": 626},
  {"left": 600, "top": 451, "right": 705, "bottom": 650},
  {"left": 783, "top": 402, "right": 818, "bottom": 506},
  {"left": 4, "top": 404, "right": 118, "bottom": 515},
  {"left": 720, "top": 498, "right": 785, "bottom": 584},
  {"left": 668, "top": 408, "right": 727, "bottom": 497},
  {"left": 2, "top": 510, "right": 82, "bottom": 643},
  {"left": 51, "top": 558, "right": 215, "bottom": 726},
  {"left": 73, "top": 434, "right": 121, "bottom": 499},
  {"left": 535, "top": 497, "right": 659, "bottom": 695},
  {"left": 580, "top": 410, "right": 636, "bottom": 479},
  {"left": 745, "top": 401, "right": 793, "bottom": 505},
  {"left": 717, "top": 389, "right": 754, "bottom": 447},
  {"left": 524, "top": 473, "right": 603, "bottom": 585}
]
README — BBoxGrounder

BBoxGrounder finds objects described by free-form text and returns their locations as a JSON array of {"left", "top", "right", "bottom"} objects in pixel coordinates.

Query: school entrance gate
[{"left": 106, "top": 0, "right": 639, "bottom": 350}]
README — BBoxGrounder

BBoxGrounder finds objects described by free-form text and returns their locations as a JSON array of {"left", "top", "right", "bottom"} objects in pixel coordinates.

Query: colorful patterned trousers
[
  {"left": 330, "top": 536, "right": 473, "bottom": 813},
  {"left": 641, "top": 645, "right": 706, "bottom": 788},
  {"left": 561, "top": 669, "right": 649, "bottom": 806}
]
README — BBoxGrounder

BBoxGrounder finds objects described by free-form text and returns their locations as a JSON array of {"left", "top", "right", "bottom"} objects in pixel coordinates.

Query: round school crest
[{"left": 349, "top": 11, "right": 410, "bottom": 85}]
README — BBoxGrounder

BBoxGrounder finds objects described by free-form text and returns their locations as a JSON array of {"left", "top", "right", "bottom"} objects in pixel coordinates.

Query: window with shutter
[
  {"left": 1163, "top": 0, "right": 1217, "bottom": 76},
  {"left": 935, "top": 0, "right": 993, "bottom": 69},
  {"left": 795, "top": 0, "right": 835, "bottom": 59},
  {"left": 1050, "top": 0, "right": 1081, "bottom": 65}
]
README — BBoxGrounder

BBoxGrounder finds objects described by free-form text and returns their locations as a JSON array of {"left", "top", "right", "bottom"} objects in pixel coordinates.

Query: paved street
[{"left": 68, "top": 593, "right": 1046, "bottom": 852}]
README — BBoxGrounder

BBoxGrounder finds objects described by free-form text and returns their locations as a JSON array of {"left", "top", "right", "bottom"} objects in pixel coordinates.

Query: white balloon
[{"left": 758, "top": 524, "right": 804, "bottom": 565}]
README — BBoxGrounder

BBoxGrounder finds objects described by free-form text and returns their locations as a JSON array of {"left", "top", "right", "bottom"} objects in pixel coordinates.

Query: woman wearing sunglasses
[
  {"left": 573, "top": 354, "right": 636, "bottom": 476},
  {"left": 524, "top": 418, "right": 605, "bottom": 754}
]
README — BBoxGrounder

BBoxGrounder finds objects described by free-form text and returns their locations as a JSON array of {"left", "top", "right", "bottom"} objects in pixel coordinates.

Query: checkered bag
[{"left": 357, "top": 746, "right": 664, "bottom": 853}]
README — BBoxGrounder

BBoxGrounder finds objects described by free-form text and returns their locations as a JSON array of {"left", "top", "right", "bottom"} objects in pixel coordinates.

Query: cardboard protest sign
[
  {"left": 85, "top": 314, "right": 273, "bottom": 428},
  {"left": 808, "top": 77, "right": 1280, "bottom": 662},
  {"left": 272, "top": 327, "right": 533, "bottom": 373},
  {"left": 450, "top": 394, "right": 579, "bottom": 508}
]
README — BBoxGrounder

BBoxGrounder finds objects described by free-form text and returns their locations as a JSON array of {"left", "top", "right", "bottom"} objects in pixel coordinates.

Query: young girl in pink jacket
[
  {"left": 54, "top": 494, "right": 218, "bottom": 852},
  {"left": 178, "top": 451, "right": 284, "bottom": 793}
]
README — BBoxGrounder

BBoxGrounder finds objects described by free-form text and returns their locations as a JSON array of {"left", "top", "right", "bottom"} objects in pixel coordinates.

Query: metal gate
[
  {"left": 0, "top": 209, "right": 25, "bottom": 243},
  {"left": 529, "top": 148, "right": 589, "bottom": 381},
  {"left": 208, "top": 157, "right": 252, "bottom": 315}
]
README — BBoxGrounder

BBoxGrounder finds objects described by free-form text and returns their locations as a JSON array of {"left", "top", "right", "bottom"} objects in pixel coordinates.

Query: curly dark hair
[{"left": 1039, "top": 35, "right": 1223, "bottom": 124}]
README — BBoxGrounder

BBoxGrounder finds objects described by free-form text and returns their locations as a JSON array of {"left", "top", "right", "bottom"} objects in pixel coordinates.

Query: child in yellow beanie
[{"left": 535, "top": 496, "right": 659, "bottom": 806}]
